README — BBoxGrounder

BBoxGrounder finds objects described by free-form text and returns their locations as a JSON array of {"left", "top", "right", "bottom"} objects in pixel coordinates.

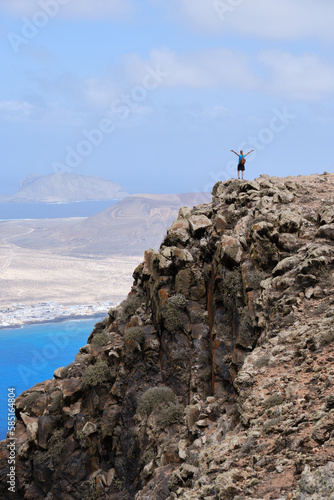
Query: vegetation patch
[
  {"left": 239, "top": 307, "right": 253, "bottom": 332},
  {"left": 87, "top": 478, "right": 99, "bottom": 500},
  {"left": 263, "top": 394, "right": 284, "bottom": 409},
  {"left": 83, "top": 360, "right": 113, "bottom": 388},
  {"left": 163, "top": 294, "right": 187, "bottom": 333},
  {"left": 124, "top": 326, "right": 145, "bottom": 343},
  {"left": 247, "top": 269, "right": 267, "bottom": 290},
  {"left": 141, "top": 447, "right": 156, "bottom": 466},
  {"left": 121, "top": 290, "right": 145, "bottom": 321},
  {"left": 35, "top": 429, "right": 65, "bottom": 471},
  {"left": 137, "top": 386, "right": 177, "bottom": 416},
  {"left": 91, "top": 332, "right": 109, "bottom": 347},
  {"left": 76, "top": 430, "right": 89, "bottom": 448},
  {"left": 218, "top": 269, "right": 243, "bottom": 311},
  {"left": 156, "top": 403, "right": 184, "bottom": 427}
]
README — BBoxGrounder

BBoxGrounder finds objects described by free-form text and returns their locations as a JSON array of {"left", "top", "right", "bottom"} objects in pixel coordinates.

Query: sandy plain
[{"left": 0, "top": 219, "right": 142, "bottom": 326}]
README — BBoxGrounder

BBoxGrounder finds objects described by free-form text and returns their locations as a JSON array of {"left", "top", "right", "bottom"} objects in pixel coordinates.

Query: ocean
[
  {"left": 0, "top": 200, "right": 118, "bottom": 220},
  {"left": 0, "top": 318, "right": 101, "bottom": 440}
]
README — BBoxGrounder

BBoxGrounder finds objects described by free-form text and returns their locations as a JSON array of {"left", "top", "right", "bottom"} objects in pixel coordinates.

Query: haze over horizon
[{"left": 1, "top": 0, "right": 334, "bottom": 196}]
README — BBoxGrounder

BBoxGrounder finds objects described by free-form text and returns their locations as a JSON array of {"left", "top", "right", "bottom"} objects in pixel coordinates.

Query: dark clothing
[{"left": 238, "top": 153, "right": 245, "bottom": 171}]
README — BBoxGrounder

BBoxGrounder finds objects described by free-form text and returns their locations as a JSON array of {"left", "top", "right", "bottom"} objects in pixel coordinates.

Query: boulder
[
  {"left": 188, "top": 215, "right": 212, "bottom": 237},
  {"left": 82, "top": 422, "right": 97, "bottom": 437},
  {"left": 167, "top": 219, "right": 190, "bottom": 244},
  {"left": 312, "top": 410, "right": 334, "bottom": 443},
  {"left": 273, "top": 190, "right": 294, "bottom": 203},
  {"left": 318, "top": 207, "right": 334, "bottom": 225},
  {"left": 295, "top": 462, "right": 334, "bottom": 499},
  {"left": 278, "top": 210, "right": 302, "bottom": 233},
  {"left": 60, "top": 377, "right": 83, "bottom": 403},
  {"left": 317, "top": 223, "right": 334, "bottom": 240},
  {"left": 220, "top": 235, "right": 243, "bottom": 266}
]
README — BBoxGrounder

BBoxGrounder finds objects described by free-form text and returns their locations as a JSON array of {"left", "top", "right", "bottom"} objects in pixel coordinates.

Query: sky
[{"left": 1, "top": 0, "right": 334, "bottom": 195}]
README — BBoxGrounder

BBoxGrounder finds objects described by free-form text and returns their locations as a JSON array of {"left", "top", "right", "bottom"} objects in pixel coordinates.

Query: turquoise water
[{"left": 0, "top": 318, "right": 101, "bottom": 440}]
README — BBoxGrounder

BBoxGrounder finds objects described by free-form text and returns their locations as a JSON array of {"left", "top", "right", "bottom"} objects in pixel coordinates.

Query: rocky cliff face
[{"left": 1, "top": 173, "right": 334, "bottom": 500}]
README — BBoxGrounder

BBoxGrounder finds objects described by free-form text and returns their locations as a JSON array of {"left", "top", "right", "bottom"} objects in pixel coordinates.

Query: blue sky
[{"left": 1, "top": 0, "right": 334, "bottom": 195}]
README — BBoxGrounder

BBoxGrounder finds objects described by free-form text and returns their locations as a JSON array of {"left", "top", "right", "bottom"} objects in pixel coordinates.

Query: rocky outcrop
[{"left": 1, "top": 173, "right": 334, "bottom": 500}]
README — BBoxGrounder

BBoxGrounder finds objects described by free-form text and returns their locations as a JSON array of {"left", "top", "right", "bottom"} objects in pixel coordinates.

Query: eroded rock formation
[{"left": 1, "top": 173, "right": 334, "bottom": 500}]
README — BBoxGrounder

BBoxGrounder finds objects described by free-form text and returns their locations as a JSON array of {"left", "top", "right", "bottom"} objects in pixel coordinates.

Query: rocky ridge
[{"left": 1, "top": 172, "right": 334, "bottom": 499}]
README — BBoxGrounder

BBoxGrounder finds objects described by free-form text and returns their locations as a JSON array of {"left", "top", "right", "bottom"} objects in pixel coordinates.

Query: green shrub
[
  {"left": 239, "top": 307, "right": 252, "bottom": 331},
  {"left": 124, "top": 326, "right": 145, "bottom": 343},
  {"left": 185, "top": 451, "right": 199, "bottom": 467},
  {"left": 141, "top": 447, "right": 156, "bottom": 465},
  {"left": 156, "top": 404, "right": 184, "bottom": 427},
  {"left": 218, "top": 269, "right": 242, "bottom": 311},
  {"left": 36, "top": 429, "right": 64, "bottom": 471},
  {"left": 76, "top": 430, "right": 89, "bottom": 448},
  {"left": 87, "top": 478, "right": 99, "bottom": 500},
  {"left": 112, "top": 476, "right": 123, "bottom": 491},
  {"left": 91, "top": 332, "right": 109, "bottom": 346},
  {"left": 121, "top": 291, "right": 144, "bottom": 320},
  {"left": 168, "top": 294, "right": 187, "bottom": 309},
  {"left": 247, "top": 270, "right": 266, "bottom": 290},
  {"left": 163, "top": 294, "right": 187, "bottom": 332},
  {"left": 137, "top": 386, "right": 177, "bottom": 416},
  {"left": 83, "top": 360, "right": 112, "bottom": 388},
  {"left": 263, "top": 394, "right": 283, "bottom": 409}
]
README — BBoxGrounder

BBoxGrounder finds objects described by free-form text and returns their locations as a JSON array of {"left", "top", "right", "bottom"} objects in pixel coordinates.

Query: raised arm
[
  {"left": 230, "top": 150, "right": 238, "bottom": 156},
  {"left": 245, "top": 149, "right": 254, "bottom": 156}
]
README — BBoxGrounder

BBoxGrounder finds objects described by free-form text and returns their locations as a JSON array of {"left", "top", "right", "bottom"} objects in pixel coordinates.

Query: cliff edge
[{"left": 1, "top": 173, "right": 334, "bottom": 500}]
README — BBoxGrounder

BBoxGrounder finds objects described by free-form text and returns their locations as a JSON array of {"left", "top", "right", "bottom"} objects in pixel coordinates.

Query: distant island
[{"left": 0, "top": 172, "right": 128, "bottom": 203}]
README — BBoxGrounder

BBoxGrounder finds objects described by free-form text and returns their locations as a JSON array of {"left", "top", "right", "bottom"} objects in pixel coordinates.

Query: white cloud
[
  {"left": 124, "top": 47, "right": 259, "bottom": 90},
  {"left": 259, "top": 51, "right": 334, "bottom": 101},
  {"left": 0, "top": 100, "right": 34, "bottom": 121},
  {"left": 156, "top": 0, "right": 334, "bottom": 41},
  {"left": 81, "top": 77, "right": 120, "bottom": 109},
  {"left": 123, "top": 45, "right": 334, "bottom": 102},
  {"left": 1, "top": 0, "right": 134, "bottom": 20}
]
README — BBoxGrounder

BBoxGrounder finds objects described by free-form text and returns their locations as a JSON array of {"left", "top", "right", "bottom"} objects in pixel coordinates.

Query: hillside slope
[
  {"left": 1, "top": 172, "right": 128, "bottom": 203},
  {"left": 7, "top": 192, "right": 211, "bottom": 256},
  {"left": 1, "top": 173, "right": 334, "bottom": 500}
]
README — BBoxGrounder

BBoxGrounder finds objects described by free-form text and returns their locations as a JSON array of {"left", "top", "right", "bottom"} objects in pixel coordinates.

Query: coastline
[
  {"left": 0, "top": 312, "right": 107, "bottom": 330},
  {"left": 0, "top": 301, "right": 116, "bottom": 330}
]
